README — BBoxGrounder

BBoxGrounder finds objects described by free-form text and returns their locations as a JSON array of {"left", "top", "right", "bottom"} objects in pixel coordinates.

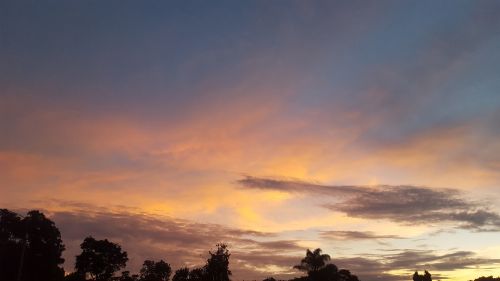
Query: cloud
[
  {"left": 330, "top": 250, "right": 500, "bottom": 281},
  {"left": 380, "top": 250, "right": 500, "bottom": 272},
  {"left": 320, "top": 231, "right": 402, "bottom": 240},
  {"left": 44, "top": 205, "right": 305, "bottom": 280},
  {"left": 238, "top": 176, "right": 500, "bottom": 231},
  {"left": 10, "top": 204, "right": 499, "bottom": 281}
]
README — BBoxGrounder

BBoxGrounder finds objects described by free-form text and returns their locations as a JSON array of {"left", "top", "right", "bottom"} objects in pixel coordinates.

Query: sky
[{"left": 1, "top": 1, "right": 500, "bottom": 280}]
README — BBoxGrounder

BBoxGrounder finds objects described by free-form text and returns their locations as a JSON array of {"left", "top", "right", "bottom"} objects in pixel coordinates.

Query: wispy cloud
[
  {"left": 319, "top": 231, "right": 402, "bottom": 240},
  {"left": 238, "top": 177, "right": 500, "bottom": 231}
]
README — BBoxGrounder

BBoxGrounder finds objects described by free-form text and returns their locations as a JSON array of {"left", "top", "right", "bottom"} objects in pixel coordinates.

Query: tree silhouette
[
  {"left": 64, "top": 272, "right": 86, "bottom": 281},
  {"left": 204, "top": 243, "right": 231, "bottom": 281},
  {"left": 75, "top": 236, "right": 128, "bottom": 281},
  {"left": 0, "top": 209, "right": 65, "bottom": 281},
  {"left": 337, "top": 269, "right": 359, "bottom": 281},
  {"left": 139, "top": 260, "right": 172, "bottom": 281},
  {"left": 294, "top": 249, "right": 360, "bottom": 281},
  {"left": 294, "top": 248, "right": 331, "bottom": 275},
  {"left": 313, "top": 264, "right": 338, "bottom": 281},
  {"left": 188, "top": 268, "right": 205, "bottom": 281},
  {"left": 470, "top": 277, "right": 500, "bottom": 281},
  {"left": 413, "top": 271, "right": 432, "bottom": 281},
  {"left": 172, "top": 268, "right": 189, "bottom": 281},
  {"left": 119, "top": 271, "right": 139, "bottom": 281}
]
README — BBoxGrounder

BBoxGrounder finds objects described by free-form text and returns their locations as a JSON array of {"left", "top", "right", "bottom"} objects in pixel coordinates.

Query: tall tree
[
  {"left": 204, "top": 243, "right": 231, "bottom": 281},
  {"left": 75, "top": 236, "right": 128, "bottom": 281},
  {"left": 139, "top": 260, "right": 172, "bottom": 281},
  {"left": 0, "top": 209, "right": 65, "bottom": 281}
]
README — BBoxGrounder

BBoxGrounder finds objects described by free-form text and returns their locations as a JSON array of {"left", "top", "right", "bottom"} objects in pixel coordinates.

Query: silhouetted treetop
[
  {"left": 470, "top": 277, "right": 500, "bottom": 281},
  {"left": 204, "top": 243, "right": 231, "bottom": 281},
  {"left": 75, "top": 236, "right": 128, "bottom": 281},
  {"left": 172, "top": 268, "right": 189, "bottom": 281},
  {"left": 0, "top": 209, "right": 65, "bottom": 281},
  {"left": 294, "top": 248, "right": 331, "bottom": 274},
  {"left": 139, "top": 260, "right": 172, "bottom": 281},
  {"left": 413, "top": 271, "right": 432, "bottom": 281},
  {"left": 294, "top": 248, "right": 360, "bottom": 281}
]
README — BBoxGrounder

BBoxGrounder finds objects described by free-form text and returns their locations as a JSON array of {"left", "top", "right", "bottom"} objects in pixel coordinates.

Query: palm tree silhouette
[{"left": 294, "top": 248, "right": 331, "bottom": 273}]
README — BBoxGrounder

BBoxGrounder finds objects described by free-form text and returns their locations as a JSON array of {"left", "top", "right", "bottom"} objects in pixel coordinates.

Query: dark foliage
[
  {"left": 470, "top": 277, "right": 500, "bottom": 281},
  {"left": 173, "top": 268, "right": 190, "bottom": 281},
  {"left": 188, "top": 268, "right": 205, "bottom": 281},
  {"left": 118, "top": 271, "right": 139, "bottom": 281},
  {"left": 204, "top": 243, "right": 231, "bottom": 281},
  {"left": 413, "top": 271, "right": 432, "bottom": 281},
  {"left": 0, "top": 209, "right": 65, "bottom": 281},
  {"left": 139, "top": 260, "right": 172, "bottom": 281},
  {"left": 294, "top": 249, "right": 359, "bottom": 281},
  {"left": 294, "top": 248, "right": 331, "bottom": 274},
  {"left": 75, "top": 236, "right": 128, "bottom": 281}
]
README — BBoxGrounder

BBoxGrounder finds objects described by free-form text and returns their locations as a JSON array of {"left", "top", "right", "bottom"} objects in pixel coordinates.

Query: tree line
[{"left": 1, "top": 209, "right": 497, "bottom": 281}]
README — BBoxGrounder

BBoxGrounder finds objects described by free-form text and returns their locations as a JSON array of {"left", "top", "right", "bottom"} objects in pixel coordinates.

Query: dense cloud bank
[{"left": 35, "top": 204, "right": 499, "bottom": 281}]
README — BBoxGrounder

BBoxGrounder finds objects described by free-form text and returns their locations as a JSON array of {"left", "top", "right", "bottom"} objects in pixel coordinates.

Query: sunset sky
[{"left": 1, "top": 1, "right": 500, "bottom": 280}]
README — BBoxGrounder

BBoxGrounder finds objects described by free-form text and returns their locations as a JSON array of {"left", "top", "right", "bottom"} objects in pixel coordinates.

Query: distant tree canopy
[
  {"left": 0, "top": 209, "right": 65, "bottom": 281},
  {"left": 470, "top": 277, "right": 500, "bottom": 281},
  {"left": 172, "top": 267, "right": 190, "bottom": 281},
  {"left": 75, "top": 236, "right": 128, "bottom": 281},
  {"left": 119, "top": 271, "right": 139, "bottom": 281},
  {"left": 413, "top": 271, "right": 432, "bottom": 281},
  {"left": 294, "top": 248, "right": 359, "bottom": 281},
  {"left": 294, "top": 248, "right": 331, "bottom": 274},
  {"left": 139, "top": 260, "right": 172, "bottom": 281}
]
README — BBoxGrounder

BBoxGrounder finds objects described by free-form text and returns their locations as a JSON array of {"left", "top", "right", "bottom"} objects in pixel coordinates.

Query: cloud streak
[
  {"left": 238, "top": 177, "right": 500, "bottom": 231},
  {"left": 320, "top": 231, "right": 402, "bottom": 240}
]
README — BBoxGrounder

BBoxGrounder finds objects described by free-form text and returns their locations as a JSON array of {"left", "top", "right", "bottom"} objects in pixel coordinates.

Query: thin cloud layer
[
  {"left": 331, "top": 249, "right": 500, "bottom": 281},
  {"left": 238, "top": 177, "right": 500, "bottom": 231},
  {"left": 320, "top": 231, "right": 402, "bottom": 240}
]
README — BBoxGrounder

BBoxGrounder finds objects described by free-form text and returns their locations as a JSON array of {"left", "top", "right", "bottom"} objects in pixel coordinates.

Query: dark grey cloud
[
  {"left": 331, "top": 249, "right": 500, "bottom": 281},
  {"left": 380, "top": 250, "right": 500, "bottom": 272},
  {"left": 11, "top": 203, "right": 500, "bottom": 281},
  {"left": 46, "top": 207, "right": 304, "bottom": 280},
  {"left": 320, "top": 231, "right": 402, "bottom": 240},
  {"left": 238, "top": 176, "right": 500, "bottom": 231}
]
